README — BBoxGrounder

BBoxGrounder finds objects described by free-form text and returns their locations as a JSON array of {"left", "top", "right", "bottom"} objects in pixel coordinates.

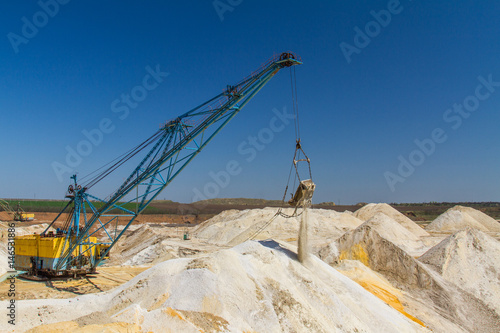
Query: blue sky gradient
[{"left": 1, "top": 0, "right": 499, "bottom": 204}]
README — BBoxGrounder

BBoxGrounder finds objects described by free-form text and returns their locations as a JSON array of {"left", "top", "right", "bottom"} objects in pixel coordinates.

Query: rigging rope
[
  {"left": 289, "top": 66, "right": 300, "bottom": 142},
  {"left": 81, "top": 130, "right": 164, "bottom": 190},
  {"left": 247, "top": 66, "right": 314, "bottom": 242}
]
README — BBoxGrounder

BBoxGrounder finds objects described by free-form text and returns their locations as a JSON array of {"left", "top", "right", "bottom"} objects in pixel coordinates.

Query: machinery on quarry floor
[
  {"left": 0, "top": 199, "right": 34, "bottom": 221},
  {"left": 14, "top": 52, "right": 304, "bottom": 279}
]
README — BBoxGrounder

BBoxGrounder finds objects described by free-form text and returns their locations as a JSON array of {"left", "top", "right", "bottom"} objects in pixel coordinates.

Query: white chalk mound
[
  {"left": 419, "top": 228, "right": 500, "bottom": 315},
  {"left": 194, "top": 207, "right": 363, "bottom": 247},
  {"left": 321, "top": 219, "right": 500, "bottom": 332},
  {"left": 354, "top": 203, "right": 429, "bottom": 237},
  {"left": 426, "top": 205, "right": 500, "bottom": 232},
  {"left": 5, "top": 241, "right": 428, "bottom": 332},
  {"left": 108, "top": 225, "right": 178, "bottom": 266},
  {"left": 355, "top": 212, "right": 428, "bottom": 256}
]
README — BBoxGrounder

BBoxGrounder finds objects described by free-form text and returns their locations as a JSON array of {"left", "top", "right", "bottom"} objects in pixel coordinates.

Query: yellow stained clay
[{"left": 339, "top": 244, "right": 370, "bottom": 266}]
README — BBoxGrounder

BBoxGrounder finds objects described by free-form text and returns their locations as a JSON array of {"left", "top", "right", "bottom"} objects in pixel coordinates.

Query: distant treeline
[
  {"left": 0, "top": 199, "right": 161, "bottom": 214},
  {"left": 3, "top": 199, "right": 500, "bottom": 217},
  {"left": 391, "top": 202, "right": 500, "bottom": 207}
]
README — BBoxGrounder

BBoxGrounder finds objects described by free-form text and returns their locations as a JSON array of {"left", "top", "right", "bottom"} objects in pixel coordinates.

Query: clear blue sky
[{"left": 1, "top": 0, "right": 499, "bottom": 204}]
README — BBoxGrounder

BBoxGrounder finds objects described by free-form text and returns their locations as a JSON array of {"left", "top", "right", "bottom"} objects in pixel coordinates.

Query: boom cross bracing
[{"left": 14, "top": 52, "right": 302, "bottom": 278}]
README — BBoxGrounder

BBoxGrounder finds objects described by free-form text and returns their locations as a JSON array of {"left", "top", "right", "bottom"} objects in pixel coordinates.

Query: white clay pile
[
  {"left": 2, "top": 204, "right": 500, "bottom": 332},
  {"left": 319, "top": 204, "right": 500, "bottom": 332},
  {"left": 354, "top": 203, "right": 429, "bottom": 237},
  {"left": 419, "top": 227, "right": 500, "bottom": 316},
  {"left": 193, "top": 207, "right": 363, "bottom": 248},
  {"left": 3, "top": 240, "right": 428, "bottom": 332},
  {"left": 426, "top": 205, "right": 500, "bottom": 233}
]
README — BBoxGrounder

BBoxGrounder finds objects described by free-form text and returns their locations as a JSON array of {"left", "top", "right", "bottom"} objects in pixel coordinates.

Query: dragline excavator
[{"left": 14, "top": 52, "right": 304, "bottom": 279}]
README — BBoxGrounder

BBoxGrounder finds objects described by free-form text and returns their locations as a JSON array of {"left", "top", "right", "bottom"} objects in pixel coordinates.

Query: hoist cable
[
  {"left": 293, "top": 66, "right": 300, "bottom": 140},
  {"left": 83, "top": 130, "right": 163, "bottom": 189},
  {"left": 289, "top": 68, "right": 300, "bottom": 141},
  {"left": 248, "top": 66, "right": 310, "bottom": 242}
]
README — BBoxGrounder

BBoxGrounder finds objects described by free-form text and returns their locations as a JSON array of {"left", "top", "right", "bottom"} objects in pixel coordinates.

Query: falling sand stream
[{"left": 297, "top": 207, "right": 309, "bottom": 263}]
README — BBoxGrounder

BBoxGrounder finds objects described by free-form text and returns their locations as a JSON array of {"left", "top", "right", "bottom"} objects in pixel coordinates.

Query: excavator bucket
[{"left": 288, "top": 179, "right": 316, "bottom": 207}]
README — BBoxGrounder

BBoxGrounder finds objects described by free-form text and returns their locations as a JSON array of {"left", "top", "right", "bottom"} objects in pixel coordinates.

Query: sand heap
[
  {"left": 419, "top": 228, "right": 500, "bottom": 315},
  {"left": 354, "top": 203, "right": 429, "bottom": 237},
  {"left": 108, "top": 225, "right": 179, "bottom": 266},
  {"left": 107, "top": 224, "right": 223, "bottom": 266},
  {"left": 0, "top": 223, "right": 48, "bottom": 237},
  {"left": 320, "top": 213, "right": 432, "bottom": 282},
  {"left": 194, "top": 207, "right": 363, "bottom": 248},
  {"left": 5, "top": 240, "right": 428, "bottom": 333},
  {"left": 320, "top": 215, "right": 500, "bottom": 332},
  {"left": 426, "top": 205, "right": 500, "bottom": 233},
  {"left": 330, "top": 212, "right": 428, "bottom": 257},
  {"left": 335, "top": 259, "right": 425, "bottom": 326}
]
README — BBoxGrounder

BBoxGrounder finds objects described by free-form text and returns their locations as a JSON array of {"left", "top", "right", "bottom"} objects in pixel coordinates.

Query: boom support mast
[{"left": 28, "top": 52, "right": 301, "bottom": 276}]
